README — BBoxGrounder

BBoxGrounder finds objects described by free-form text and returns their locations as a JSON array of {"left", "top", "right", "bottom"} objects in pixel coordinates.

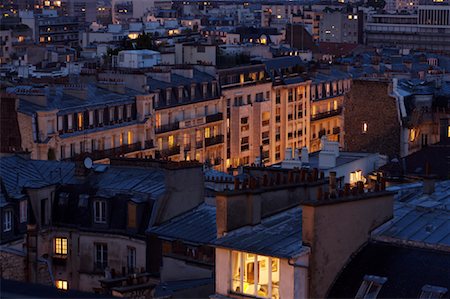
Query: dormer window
[
  {"left": 419, "top": 285, "right": 448, "bottom": 299},
  {"left": 93, "top": 200, "right": 106, "bottom": 223},
  {"left": 109, "top": 107, "right": 114, "bottom": 122},
  {"left": 355, "top": 275, "right": 387, "bottom": 299}
]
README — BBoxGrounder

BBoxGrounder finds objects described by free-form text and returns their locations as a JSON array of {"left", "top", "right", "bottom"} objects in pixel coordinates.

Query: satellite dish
[{"left": 83, "top": 157, "right": 93, "bottom": 169}]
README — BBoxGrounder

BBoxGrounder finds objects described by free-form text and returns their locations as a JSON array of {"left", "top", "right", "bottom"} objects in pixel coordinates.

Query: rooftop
[
  {"left": 9, "top": 84, "right": 140, "bottom": 115},
  {"left": 213, "top": 207, "right": 305, "bottom": 259},
  {"left": 148, "top": 203, "right": 217, "bottom": 244}
]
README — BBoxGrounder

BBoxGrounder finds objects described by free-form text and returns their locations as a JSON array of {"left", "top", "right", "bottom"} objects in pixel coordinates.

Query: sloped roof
[
  {"left": 328, "top": 242, "right": 450, "bottom": 298},
  {"left": 148, "top": 203, "right": 216, "bottom": 244},
  {"left": 0, "top": 155, "right": 77, "bottom": 197},
  {"left": 213, "top": 207, "right": 305, "bottom": 259}
]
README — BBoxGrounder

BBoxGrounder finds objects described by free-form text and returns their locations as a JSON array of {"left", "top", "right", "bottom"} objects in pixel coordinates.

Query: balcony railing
[
  {"left": 157, "top": 145, "right": 180, "bottom": 157},
  {"left": 67, "top": 142, "right": 142, "bottom": 161},
  {"left": 155, "top": 122, "right": 180, "bottom": 134},
  {"left": 311, "top": 107, "right": 342, "bottom": 121},
  {"left": 205, "top": 135, "right": 224, "bottom": 147},
  {"left": 196, "top": 140, "right": 203, "bottom": 149},
  {"left": 144, "top": 140, "right": 154, "bottom": 149},
  {"left": 262, "top": 120, "right": 270, "bottom": 126},
  {"left": 205, "top": 112, "right": 223, "bottom": 123}
]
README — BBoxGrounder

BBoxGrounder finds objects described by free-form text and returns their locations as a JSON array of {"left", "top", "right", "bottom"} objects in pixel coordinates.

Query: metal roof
[
  {"left": 0, "top": 156, "right": 78, "bottom": 198},
  {"left": 10, "top": 84, "right": 139, "bottom": 115},
  {"left": 373, "top": 181, "right": 450, "bottom": 251},
  {"left": 213, "top": 207, "right": 304, "bottom": 259},
  {"left": 148, "top": 203, "right": 217, "bottom": 244}
]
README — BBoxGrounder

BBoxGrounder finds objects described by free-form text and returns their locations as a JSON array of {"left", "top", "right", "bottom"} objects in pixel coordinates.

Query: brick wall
[{"left": 344, "top": 80, "right": 400, "bottom": 158}]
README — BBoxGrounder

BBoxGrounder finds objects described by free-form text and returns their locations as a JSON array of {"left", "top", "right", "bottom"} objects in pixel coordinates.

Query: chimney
[
  {"left": 294, "top": 148, "right": 299, "bottom": 160},
  {"left": 301, "top": 147, "right": 309, "bottom": 164},
  {"left": 318, "top": 136, "right": 338, "bottom": 169},
  {"left": 285, "top": 148, "right": 293, "bottom": 160},
  {"left": 301, "top": 190, "right": 394, "bottom": 298},
  {"left": 216, "top": 192, "right": 261, "bottom": 237},
  {"left": 147, "top": 70, "right": 171, "bottom": 83}
]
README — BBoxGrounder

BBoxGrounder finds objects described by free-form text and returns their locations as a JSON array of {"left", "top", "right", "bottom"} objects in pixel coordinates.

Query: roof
[
  {"left": 9, "top": 84, "right": 140, "bottom": 115},
  {"left": 307, "top": 151, "right": 378, "bottom": 170},
  {"left": 372, "top": 180, "right": 450, "bottom": 251},
  {"left": 0, "top": 155, "right": 77, "bottom": 198},
  {"left": 328, "top": 242, "right": 450, "bottom": 298},
  {"left": 147, "top": 69, "right": 216, "bottom": 91},
  {"left": 213, "top": 207, "right": 305, "bottom": 259},
  {"left": 0, "top": 156, "right": 166, "bottom": 201},
  {"left": 91, "top": 165, "right": 166, "bottom": 200},
  {"left": 148, "top": 204, "right": 216, "bottom": 244}
]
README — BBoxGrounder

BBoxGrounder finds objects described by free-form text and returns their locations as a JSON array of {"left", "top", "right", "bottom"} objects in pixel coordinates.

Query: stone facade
[{"left": 344, "top": 79, "right": 401, "bottom": 158}]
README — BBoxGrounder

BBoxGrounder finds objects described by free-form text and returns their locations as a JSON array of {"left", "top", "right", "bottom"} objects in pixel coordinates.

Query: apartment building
[
  {"left": 292, "top": 9, "right": 322, "bottom": 43},
  {"left": 365, "top": 4, "right": 450, "bottom": 51},
  {"left": 35, "top": 15, "right": 79, "bottom": 47},
  {"left": 261, "top": 4, "right": 303, "bottom": 29},
  {"left": 218, "top": 64, "right": 273, "bottom": 168},
  {"left": 309, "top": 69, "right": 351, "bottom": 152},
  {"left": 319, "top": 9, "right": 360, "bottom": 44},
  {"left": 0, "top": 156, "right": 205, "bottom": 293},
  {"left": 7, "top": 83, "right": 155, "bottom": 162},
  {"left": 147, "top": 66, "right": 225, "bottom": 169}
]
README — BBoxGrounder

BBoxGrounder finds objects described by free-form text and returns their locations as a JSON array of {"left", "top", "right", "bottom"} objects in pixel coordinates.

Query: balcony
[
  {"left": 155, "top": 122, "right": 180, "bottom": 134},
  {"left": 262, "top": 139, "right": 270, "bottom": 145},
  {"left": 311, "top": 107, "right": 343, "bottom": 121},
  {"left": 196, "top": 140, "right": 203, "bottom": 149},
  {"left": 262, "top": 120, "right": 270, "bottom": 127},
  {"left": 68, "top": 142, "right": 142, "bottom": 161},
  {"left": 205, "top": 112, "right": 223, "bottom": 123},
  {"left": 205, "top": 135, "right": 224, "bottom": 147},
  {"left": 144, "top": 140, "right": 154, "bottom": 149},
  {"left": 183, "top": 143, "right": 191, "bottom": 151},
  {"left": 157, "top": 145, "right": 180, "bottom": 157}
]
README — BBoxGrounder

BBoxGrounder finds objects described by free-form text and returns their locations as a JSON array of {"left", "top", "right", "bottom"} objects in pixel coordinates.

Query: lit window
[
  {"left": 410, "top": 128, "right": 417, "bottom": 142},
  {"left": 168, "top": 135, "right": 174, "bottom": 147},
  {"left": 3, "top": 210, "right": 12, "bottom": 232},
  {"left": 56, "top": 280, "right": 68, "bottom": 290},
  {"left": 77, "top": 113, "right": 83, "bottom": 130},
  {"left": 93, "top": 200, "right": 106, "bottom": 223},
  {"left": 419, "top": 285, "right": 448, "bottom": 299},
  {"left": 204, "top": 128, "right": 211, "bottom": 138},
  {"left": 448, "top": 125, "right": 450, "bottom": 137},
  {"left": 127, "top": 131, "right": 132, "bottom": 144},
  {"left": 362, "top": 122, "right": 368, "bottom": 133},
  {"left": 354, "top": 15, "right": 358, "bottom": 19},
  {"left": 44, "top": 0, "right": 50, "bottom": 5},
  {"left": 54, "top": 0, "right": 61, "bottom": 6},
  {"left": 55, "top": 237, "right": 68, "bottom": 255},
  {"left": 231, "top": 251, "right": 279, "bottom": 298},
  {"left": 20, "top": 200, "right": 27, "bottom": 223},
  {"left": 18, "top": 36, "right": 24, "bottom": 42},
  {"left": 350, "top": 170, "right": 363, "bottom": 185},
  {"left": 348, "top": 15, "right": 353, "bottom": 19},
  {"left": 355, "top": 275, "right": 387, "bottom": 299}
]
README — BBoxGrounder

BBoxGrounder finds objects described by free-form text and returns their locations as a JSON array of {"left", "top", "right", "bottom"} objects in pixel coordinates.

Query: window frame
[
  {"left": 3, "top": 210, "right": 12, "bottom": 232},
  {"left": 54, "top": 237, "right": 68, "bottom": 255},
  {"left": 93, "top": 200, "right": 107, "bottom": 224}
]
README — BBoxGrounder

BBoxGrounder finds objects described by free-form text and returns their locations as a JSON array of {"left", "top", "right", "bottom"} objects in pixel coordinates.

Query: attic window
[
  {"left": 355, "top": 275, "right": 387, "bottom": 299},
  {"left": 419, "top": 285, "right": 448, "bottom": 299}
]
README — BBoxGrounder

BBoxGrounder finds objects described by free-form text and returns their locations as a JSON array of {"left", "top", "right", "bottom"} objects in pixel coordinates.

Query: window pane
[
  {"left": 243, "top": 253, "right": 256, "bottom": 296},
  {"left": 272, "top": 258, "right": 280, "bottom": 299},
  {"left": 231, "top": 251, "right": 241, "bottom": 293},
  {"left": 256, "top": 255, "right": 270, "bottom": 298}
]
